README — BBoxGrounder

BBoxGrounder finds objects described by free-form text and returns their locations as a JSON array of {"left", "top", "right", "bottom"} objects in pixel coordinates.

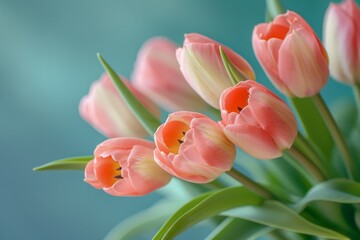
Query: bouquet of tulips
[{"left": 35, "top": 0, "right": 360, "bottom": 239}]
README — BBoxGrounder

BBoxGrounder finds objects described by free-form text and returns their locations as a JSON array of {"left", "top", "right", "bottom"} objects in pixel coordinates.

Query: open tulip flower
[
  {"left": 177, "top": 33, "right": 255, "bottom": 109},
  {"left": 323, "top": 0, "right": 360, "bottom": 85},
  {"left": 253, "top": 11, "right": 329, "bottom": 97},
  {"left": 154, "top": 111, "right": 236, "bottom": 183},
  {"left": 132, "top": 37, "right": 209, "bottom": 112},
  {"left": 85, "top": 138, "right": 172, "bottom": 196},
  {"left": 219, "top": 80, "right": 297, "bottom": 159},
  {"left": 79, "top": 73, "right": 160, "bottom": 138}
]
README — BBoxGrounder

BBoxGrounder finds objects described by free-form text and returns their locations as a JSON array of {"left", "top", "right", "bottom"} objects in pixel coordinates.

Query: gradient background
[{"left": 1, "top": 0, "right": 354, "bottom": 239}]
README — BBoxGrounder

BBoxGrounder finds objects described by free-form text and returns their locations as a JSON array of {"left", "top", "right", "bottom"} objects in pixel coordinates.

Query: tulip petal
[
  {"left": 278, "top": 29, "right": 328, "bottom": 97},
  {"left": 249, "top": 87, "right": 297, "bottom": 150},
  {"left": 84, "top": 159, "right": 103, "bottom": 189},
  {"left": 223, "top": 124, "right": 281, "bottom": 159}
]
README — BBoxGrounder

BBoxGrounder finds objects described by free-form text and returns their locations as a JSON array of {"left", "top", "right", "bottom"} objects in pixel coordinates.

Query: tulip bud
[
  {"left": 85, "top": 138, "right": 172, "bottom": 196},
  {"left": 219, "top": 80, "right": 297, "bottom": 159},
  {"left": 132, "top": 37, "right": 209, "bottom": 112},
  {"left": 154, "top": 111, "right": 236, "bottom": 183},
  {"left": 323, "top": 0, "right": 360, "bottom": 85},
  {"left": 79, "top": 73, "right": 160, "bottom": 138},
  {"left": 176, "top": 33, "right": 255, "bottom": 109},
  {"left": 253, "top": 11, "right": 329, "bottom": 97}
]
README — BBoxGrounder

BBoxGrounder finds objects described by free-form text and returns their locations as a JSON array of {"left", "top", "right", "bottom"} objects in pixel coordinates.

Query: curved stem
[
  {"left": 226, "top": 168, "right": 273, "bottom": 199},
  {"left": 353, "top": 83, "right": 360, "bottom": 121},
  {"left": 285, "top": 146, "right": 326, "bottom": 182},
  {"left": 266, "top": 0, "right": 285, "bottom": 19},
  {"left": 294, "top": 133, "right": 333, "bottom": 178},
  {"left": 311, "top": 94, "right": 357, "bottom": 180}
]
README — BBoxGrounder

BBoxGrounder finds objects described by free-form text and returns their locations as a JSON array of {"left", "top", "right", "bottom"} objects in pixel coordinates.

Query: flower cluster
[
  {"left": 36, "top": 0, "right": 360, "bottom": 239},
  {"left": 79, "top": 1, "right": 360, "bottom": 196}
]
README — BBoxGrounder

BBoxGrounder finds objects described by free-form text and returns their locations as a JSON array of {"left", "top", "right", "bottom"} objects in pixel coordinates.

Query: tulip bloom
[
  {"left": 132, "top": 37, "right": 208, "bottom": 112},
  {"left": 323, "top": 0, "right": 360, "bottom": 84},
  {"left": 219, "top": 80, "right": 297, "bottom": 159},
  {"left": 79, "top": 73, "right": 160, "bottom": 138},
  {"left": 176, "top": 33, "right": 255, "bottom": 109},
  {"left": 154, "top": 111, "right": 236, "bottom": 183},
  {"left": 253, "top": 11, "right": 329, "bottom": 97},
  {"left": 85, "top": 138, "right": 172, "bottom": 196}
]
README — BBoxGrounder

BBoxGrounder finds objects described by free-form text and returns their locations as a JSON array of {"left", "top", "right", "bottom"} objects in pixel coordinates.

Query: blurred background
[{"left": 0, "top": 0, "right": 354, "bottom": 239}]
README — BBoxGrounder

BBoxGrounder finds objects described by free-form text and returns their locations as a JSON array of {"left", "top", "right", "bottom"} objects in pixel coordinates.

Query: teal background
[{"left": 0, "top": 0, "right": 354, "bottom": 239}]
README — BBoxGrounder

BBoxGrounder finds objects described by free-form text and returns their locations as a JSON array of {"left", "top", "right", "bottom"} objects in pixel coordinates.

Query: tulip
[
  {"left": 323, "top": 0, "right": 360, "bottom": 84},
  {"left": 154, "top": 111, "right": 236, "bottom": 183},
  {"left": 176, "top": 33, "right": 255, "bottom": 109},
  {"left": 132, "top": 37, "right": 209, "bottom": 112},
  {"left": 79, "top": 73, "right": 160, "bottom": 138},
  {"left": 219, "top": 80, "right": 297, "bottom": 159},
  {"left": 84, "top": 138, "right": 172, "bottom": 196},
  {"left": 252, "top": 11, "right": 329, "bottom": 97}
]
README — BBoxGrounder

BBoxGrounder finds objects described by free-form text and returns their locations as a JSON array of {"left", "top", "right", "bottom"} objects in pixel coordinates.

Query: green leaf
[
  {"left": 97, "top": 53, "right": 160, "bottom": 135},
  {"left": 293, "top": 179, "right": 360, "bottom": 212},
  {"left": 290, "top": 97, "right": 334, "bottom": 160},
  {"left": 104, "top": 200, "right": 180, "bottom": 240},
  {"left": 205, "top": 217, "right": 271, "bottom": 240},
  {"left": 153, "top": 186, "right": 263, "bottom": 240},
  {"left": 33, "top": 156, "right": 93, "bottom": 171},
  {"left": 219, "top": 46, "right": 247, "bottom": 85},
  {"left": 222, "top": 200, "right": 349, "bottom": 239}
]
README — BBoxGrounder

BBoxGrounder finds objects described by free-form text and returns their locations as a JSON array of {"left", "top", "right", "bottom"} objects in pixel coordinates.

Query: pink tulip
[
  {"left": 253, "top": 11, "right": 329, "bottom": 97},
  {"left": 132, "top": 37, "right": 209, "bottom": 112},
  {"left": 219, "top": 80, "right": 297, "bottom": 159},
  {"left": 176, "top": 33, "right": 255, "bottom": 109},
  {"left": 323, "top": 0, "right": 360, "bottom": 84},
  {"left": 84, "top": 138, "right": 172, "bottom": 196},
  {"left": 79, "top": 73, "right": 160, "bottom": 138},
  {"left": 154, "top": 111, "right": 236, "bottom": 183}
]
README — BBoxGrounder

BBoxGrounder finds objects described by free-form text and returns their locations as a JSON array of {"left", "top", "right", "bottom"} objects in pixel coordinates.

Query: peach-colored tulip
[
  {"left": 132, "top": 37, "right": 208, "bottom": 112},
  {"left": 154, "top": 111, "right": 236, "bottom": 183},
  {"left": 219, "top": 80, "right": 297, "bottom": 159},
  {"left": 84, "top": 138, "right": 172, "bottom": 196},
  {"left": 79, "top": 73, "right": 160, "bottom": 138},
  {"left": 253, "top": 11, "right": 329, "bottom": 97},
  {"left": 324, "top": 0, "right": 360, "bottom": 84},
  {"left": 176, "top": 33, "right": 255, "bottom": 109}
]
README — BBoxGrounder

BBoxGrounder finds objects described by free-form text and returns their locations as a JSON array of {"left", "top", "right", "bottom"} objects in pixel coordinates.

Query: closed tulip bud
[
  {"left": 253, "top": 11, "right": 329, "bottom": 97},
  {"left": 219, "top": 80, "right": 297, "bottom": 159},
  {"left": 154, "top": 111, "right": 236, "bottom": 183},
  {"left": 85, "top": 138, "right": 172, "bottom": 196},
  {"left": 176, "top": 33, "right": 255, "bottom": 109},
  {"left": 132, "top": 37, "right": 208, "bottom": 112},
  {"left": 79, "top": 73, "right": 160, "bottom": 138},
  {"left": 324, "top": 0, "right": 360, "bottom": 84}
]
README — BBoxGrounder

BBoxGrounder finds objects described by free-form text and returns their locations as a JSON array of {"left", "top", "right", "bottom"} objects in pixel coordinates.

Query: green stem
[
  {"left": 311, "top": 94, "right": 357, "bottom": 180},
  {"left": 294, "top": 133, "right": 333, "bottom": 179},
  {"left": 266, "top": 0, "right": 285, "bottom": 19},
  {"left": 285, "top": 146, "right": 326, "bottom": 182},
  {"left": 226, "top": 168, "right": 273, "bottom": 199},
  {"left": 353, "top": 83, "right": 360, "bottom": 121},
  {"left": 206, "top": 179, "right": 225, "bottom": 190}
]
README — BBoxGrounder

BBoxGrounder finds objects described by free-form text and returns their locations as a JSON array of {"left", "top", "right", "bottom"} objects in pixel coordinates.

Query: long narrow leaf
[
  {"left": 153, "top": 186, "right": 263, "bottom": 240},
  {"left": 97, "top": 53, "right": 160, "bottom": 135},
  {"left": 293, "top": 179, "right": 360, "bottom": 212},
  {"left": 104, "top": 201, "right": 179, "bottom": 240},
  {"left": 290, "top": 97, "right": 334, "bottom": 160},
  {"left": 219, "top": 46, "right": 246, "bottom": 85},
  {"left": 223, "top": 200, "right": 349, "bottom": 240},
  {"left": 33, "top": 156, "right": 93, "bottom": 171},
  {"left": 205, "top": 217, "right": 271, "bottom": 240}
]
